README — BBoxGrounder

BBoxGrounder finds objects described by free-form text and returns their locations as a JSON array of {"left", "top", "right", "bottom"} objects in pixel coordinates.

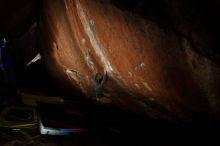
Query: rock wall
[
  {"left": 1, "top": 0, "right": 220, "bottom": 123},
  {"left": 38, "top": 0, "right": 220, "bottom": 122}
]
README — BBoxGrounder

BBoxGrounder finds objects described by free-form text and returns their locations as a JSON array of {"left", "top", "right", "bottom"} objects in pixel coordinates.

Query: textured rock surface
[{"left": 38, "top": 0, "right": 220, "bottom": 122}]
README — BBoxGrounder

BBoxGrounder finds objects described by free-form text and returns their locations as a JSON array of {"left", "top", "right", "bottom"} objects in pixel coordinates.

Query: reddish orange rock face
[{"left": 39, "top": 0, "right": 220, "bottom": 122}]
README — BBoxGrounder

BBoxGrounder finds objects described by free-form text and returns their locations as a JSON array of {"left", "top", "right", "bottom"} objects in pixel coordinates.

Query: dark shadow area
[{"left": 0, "top": 58, "right": 219, "bottom": 145}]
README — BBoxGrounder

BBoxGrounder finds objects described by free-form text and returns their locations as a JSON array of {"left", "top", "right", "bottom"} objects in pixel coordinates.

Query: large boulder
[{"left": 38, "top": 0, "right": 220, "bottom": 122}]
